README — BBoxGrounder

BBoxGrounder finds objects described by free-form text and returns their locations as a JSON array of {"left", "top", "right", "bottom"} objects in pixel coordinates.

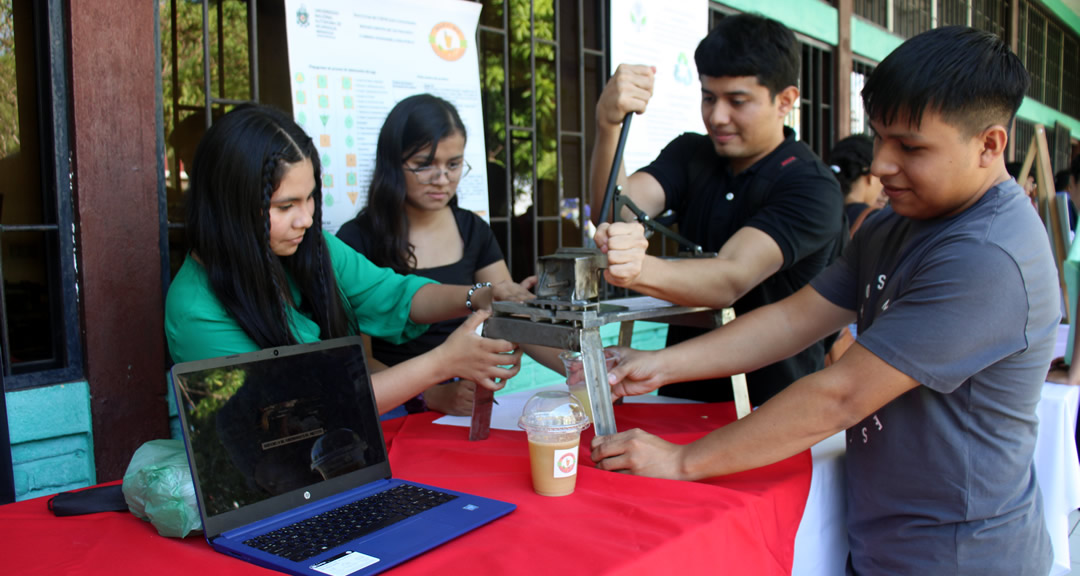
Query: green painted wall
[
  {"left": 1019, "top": 98, "right": 1080, "bottom": 139},
  {"left": 1040, "top": 0, "right": 1080, "bottom": 34},
  {"left": 851, "top": 17, "right": 904, "bottom": 62},
  {"left": 716, "top": 0, "right": 838, "bottom": 46},
  {"left": 6, "top": 381, "right": 95, "bottom": 501}
]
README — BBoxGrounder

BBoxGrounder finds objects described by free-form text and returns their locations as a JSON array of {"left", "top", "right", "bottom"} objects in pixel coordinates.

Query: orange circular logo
[{"left": 430, "top": 22, "right": 467, "bottom": 61}]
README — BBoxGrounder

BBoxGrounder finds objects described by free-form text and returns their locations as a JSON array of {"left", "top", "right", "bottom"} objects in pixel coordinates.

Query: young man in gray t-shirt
[{"left": 589, "top": 26, "right": 1057, "bottom": 574}]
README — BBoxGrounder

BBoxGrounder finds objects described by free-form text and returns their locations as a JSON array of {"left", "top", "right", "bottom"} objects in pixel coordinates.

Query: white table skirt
[{"left": 1040, "top": 325, "right": 1080, "bottom": 576}]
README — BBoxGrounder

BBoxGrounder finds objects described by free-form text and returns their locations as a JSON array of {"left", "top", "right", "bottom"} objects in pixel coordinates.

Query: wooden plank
[
  {"left": 617, "top": 321, "right": 635, "bottom": 347},
  {"left": 720, "top": 309, "right": 751, "bottom": 419},
  {"left": 70, "top": 1, "right": 169, "bottom": 481},
  {"left": 1023, "top": 125, "right": 1070, "bottom": 322}
]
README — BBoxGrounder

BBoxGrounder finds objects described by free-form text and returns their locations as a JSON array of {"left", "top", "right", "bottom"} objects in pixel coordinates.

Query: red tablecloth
[{"left": 0, "top": 402, "right": 811, "bottom": 576}]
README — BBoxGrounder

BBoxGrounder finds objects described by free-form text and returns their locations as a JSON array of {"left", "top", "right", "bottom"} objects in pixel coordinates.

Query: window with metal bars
[
  {"left": 1019, "top": 0, "right": 1080, "bottom": 117},
  {"left": 799, "top": 41, "right": 836, "bottom": 158},
  {"left": 855, "top": 0, "right": 888, "bottom": 28},
  {"left": 856, "top": 0, "right": 1011, "bottom": 41},
  {"left": 479, "top": 0, "right": 607, "bottom": 280},
  {"left": 1064, "top": 34, "right": 1080, "bottom": 118},
  {"left": 969, "top": 0, "right": 1009, "bottom": 38},
  {"left": 160, "top": 0, "right": 254, "bottom": 283},
  {"left": 893, "top": 0, "right": 933, "bottom": 38},
  {"left": 0, "top": 0, "right": 80, "bottom": 392},
  {"left": 1014, "top": 117, "right": 1036, "bottom": 165},
  {"left": 1020, "top": 1, "right": 1046, "bottom": 103},
  {"left": 1013, "top": 118, "right": 1075, "bottom": 178},
  {"left": 850, "top": 58, "right": 877, "bottom": 136}
]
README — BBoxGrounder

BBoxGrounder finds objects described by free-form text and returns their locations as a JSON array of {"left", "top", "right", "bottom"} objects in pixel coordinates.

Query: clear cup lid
[{"left": 518, "top": 390, "right": 591, "bottom": 433}]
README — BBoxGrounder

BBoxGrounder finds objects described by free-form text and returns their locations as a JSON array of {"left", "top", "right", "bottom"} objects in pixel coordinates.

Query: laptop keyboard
[{"left": 243, "top": 484, "right": 458, "bottom": 562}]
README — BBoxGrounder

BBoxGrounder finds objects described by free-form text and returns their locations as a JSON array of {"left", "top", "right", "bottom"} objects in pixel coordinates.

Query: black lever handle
[{"left": 597, "top": 112, "right": 634, "bottom": 225}]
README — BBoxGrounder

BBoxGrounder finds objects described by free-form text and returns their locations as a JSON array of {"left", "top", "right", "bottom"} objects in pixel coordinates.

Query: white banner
[
  {"left": 284, "top": 0, "right": 488, "bottom": 233},
  {"left": 609, "top": 0, "right": 708, "bottom": 175}
]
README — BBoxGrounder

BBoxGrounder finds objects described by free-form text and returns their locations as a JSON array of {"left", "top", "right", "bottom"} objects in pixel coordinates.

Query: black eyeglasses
[{"left": 403, "top": 161, "right": 472, "bottom": 184}]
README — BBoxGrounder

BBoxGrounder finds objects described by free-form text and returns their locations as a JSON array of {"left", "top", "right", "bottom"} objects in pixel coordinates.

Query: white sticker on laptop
[{"left": 310, "top": 550, "right": 379, "bottom": 576}]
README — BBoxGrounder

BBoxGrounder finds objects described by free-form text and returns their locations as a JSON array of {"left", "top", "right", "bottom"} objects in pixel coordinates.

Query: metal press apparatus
[{"left": 470, "top": 114, "right": 723, "bottom": 440}]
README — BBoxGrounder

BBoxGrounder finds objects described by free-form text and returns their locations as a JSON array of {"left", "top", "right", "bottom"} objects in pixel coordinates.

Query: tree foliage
[
  {"left": 481, "top": 0, "right": 559, "bottom": 208},
  {"left": 0, "top": 0, "right": 20, "bottom": 158},
  {"left": 159, "top": 0, "right": 251, "bottom": 162}
]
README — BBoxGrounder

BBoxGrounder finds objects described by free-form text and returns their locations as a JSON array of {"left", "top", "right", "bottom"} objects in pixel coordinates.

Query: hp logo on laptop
[{"left": 304, "top": 491, "right": 311, "bottom": 500}]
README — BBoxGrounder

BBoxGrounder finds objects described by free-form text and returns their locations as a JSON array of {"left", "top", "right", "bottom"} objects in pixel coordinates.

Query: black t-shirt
[
  {"left": 336, "top": 206, "right": 505, "bottom": 367},
  {"left": 638, "top": 129, "right": 845, "bottom": 406}
]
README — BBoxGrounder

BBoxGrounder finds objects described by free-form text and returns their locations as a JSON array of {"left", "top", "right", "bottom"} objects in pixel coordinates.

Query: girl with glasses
[{"left": 338, "top": 94, "right": 555, "bottom": 416}]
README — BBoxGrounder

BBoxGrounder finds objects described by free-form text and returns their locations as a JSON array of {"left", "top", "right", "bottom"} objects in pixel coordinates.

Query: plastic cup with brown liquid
[{"left": 518, "top": 391, "right": 591, "bottom": 497}]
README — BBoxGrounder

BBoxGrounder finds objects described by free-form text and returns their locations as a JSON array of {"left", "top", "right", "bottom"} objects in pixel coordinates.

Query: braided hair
[
  {"left": 826, "top": 134, "right": 874, "bottom": 199},
  {"left": 186, "top": 104, "right": 351, "bottom": 349}
]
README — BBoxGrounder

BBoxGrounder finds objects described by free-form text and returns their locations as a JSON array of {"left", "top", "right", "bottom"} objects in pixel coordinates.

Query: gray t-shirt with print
[{"left": 810, "top": 179, "right": 1058, "bottom": 575}]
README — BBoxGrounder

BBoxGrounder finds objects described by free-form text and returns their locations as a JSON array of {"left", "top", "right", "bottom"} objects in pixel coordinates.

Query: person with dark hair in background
[
  {"left": 1072, "top": 154, "right": 1080, "bottom": 197},
  {"left": 1051, "top": 168, "right": 1077, "bottom": 231},
  {"left": 337, "top": 94, "right": 559, "bottom": 415},
  {"left": 822, "top": 135, "right": 886, "bottom": 364},
  {"left": 165, "top": 104, "right": 531, "bottom": 415},
  {"left": 593, "top": 26, "right": 1056, "bottom": 574},
  {"left": 1006, "top": 160, "right": 1038, "bottom": 208},
  {"left": 828, "top": 134, "right": 885, "bottom": 234},
  {"left": 1070, "top": 155, "right": 1080, "bottom": 229},
  {"left": 588, "top": 13, "right": 845, "bottom": 407}
]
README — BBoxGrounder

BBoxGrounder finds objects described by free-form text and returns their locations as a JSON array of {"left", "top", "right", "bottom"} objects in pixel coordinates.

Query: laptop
[{"left": 170, "top": 336, "right": 515, "bottom": 575}]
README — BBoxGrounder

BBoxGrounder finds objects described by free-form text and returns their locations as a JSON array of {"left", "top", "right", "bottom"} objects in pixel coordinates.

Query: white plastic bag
[{"left": 121, "top": 439, "right": 202, "bottom": 538}]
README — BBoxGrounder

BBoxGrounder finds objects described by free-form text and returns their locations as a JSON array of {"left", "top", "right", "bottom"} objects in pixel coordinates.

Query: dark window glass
[
  {"left": 855, "top": 0, "right": 888, "bottom": 28},
  {"left": 0, "top": 0, "right": 79, "bottom": 390}
]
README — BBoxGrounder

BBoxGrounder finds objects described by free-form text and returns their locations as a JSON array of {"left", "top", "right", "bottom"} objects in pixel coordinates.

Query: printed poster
[
  {"left": 284, "top": 0, "right": 488, "bottom": 233},
  {"left": 609, "top": 0, "right": 708, "bottom": 174}
]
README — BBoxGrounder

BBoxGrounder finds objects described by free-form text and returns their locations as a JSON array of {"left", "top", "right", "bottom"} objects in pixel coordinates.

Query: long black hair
[
  {"left": 827, "top": 135, "right": 874, "bottom": 198},
  {"left": 186, "top": 104, "right": 351, "bottom": 349},
  {"left": 364, "top": 94, "right": 467, "bottom": 274}
]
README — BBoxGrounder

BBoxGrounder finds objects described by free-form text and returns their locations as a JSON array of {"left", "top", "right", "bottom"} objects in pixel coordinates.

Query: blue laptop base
[{"left": 213, "top": 479, "right": 513, "bottom": 576}]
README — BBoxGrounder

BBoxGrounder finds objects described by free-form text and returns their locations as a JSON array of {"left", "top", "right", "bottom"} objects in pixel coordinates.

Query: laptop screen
[{"left": 173, "top": 339, "right": 386, "bottom": 520}]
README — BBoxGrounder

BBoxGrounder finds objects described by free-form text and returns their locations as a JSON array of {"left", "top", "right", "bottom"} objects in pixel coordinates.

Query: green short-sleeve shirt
[{"left": 165, "top": 231, "right": 435, "bottom": 363}]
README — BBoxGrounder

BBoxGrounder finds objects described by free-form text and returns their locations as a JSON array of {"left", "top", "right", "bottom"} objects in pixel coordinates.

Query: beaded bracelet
[{"left": 465, "top": 281, "right": 492, "bottom": 311}]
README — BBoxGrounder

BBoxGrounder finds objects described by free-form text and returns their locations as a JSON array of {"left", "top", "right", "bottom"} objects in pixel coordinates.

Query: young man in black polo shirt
[{"left": 590, "top": 13, "right": 845, "bottom": 406}]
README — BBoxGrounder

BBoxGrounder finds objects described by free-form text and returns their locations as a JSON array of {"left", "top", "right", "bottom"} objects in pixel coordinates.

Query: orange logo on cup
[
  {"left": 557, "top": 453, "right": 576, "bottom": 474},
  {"left": 430, "top": 22, "right": 467, "bottom": 61}
]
